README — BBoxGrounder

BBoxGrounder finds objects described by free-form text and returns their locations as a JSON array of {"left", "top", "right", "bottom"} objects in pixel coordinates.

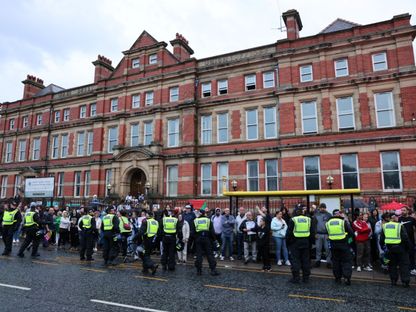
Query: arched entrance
[{"left": 129, "top": 169, "right": 147, "bottom": 197}]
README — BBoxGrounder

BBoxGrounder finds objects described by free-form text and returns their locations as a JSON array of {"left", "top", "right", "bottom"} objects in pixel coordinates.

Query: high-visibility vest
[
  {"left": 2, "top": 209, "right": 18, "bottom": 226},
  {"left": 163, "top": 217, "right": 178, "bottom": 234},
  {"left": 326, "top": 219, "right": 347, "bottom": 240},
  {"left": 24, "top": 211, "right": 38, "bottom": 227},
  {"left": 194, "top": 217, "right": 210, "bottom": 232},
  {"left": 81, "top": 215, "right": 92, "bottom": 229},
  {"left": 102, "top": 214, "right": 115, "bottom": 231},
  {"left": 119, "top": 216, "right": 132, "bottom": 234},
  {"left": 383, "top": 222, "right": 401, "bottom": 245},
  {"left": 146, "top": 219, "right": 159, "bottom": 237},
  {"left": 292, "top": 216, "right": 311, "bottom": 238}
]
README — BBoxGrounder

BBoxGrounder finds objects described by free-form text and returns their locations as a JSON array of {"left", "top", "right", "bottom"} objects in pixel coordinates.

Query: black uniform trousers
[
  {"left": 387, "top": 246, "right": 410, "bottom": 284},
  {"left": 120, "top": 233, "right": 131, "bottom": 257},
  {"left": 289, "top": 240, "right": 311, "bottom": 280},
  {"left": 161, "top": 235, "right": 176, "bottom": 270},
  {"left": 79, "top": 231, "right": 94, "bottom": 260},
  {"left": 195, "top": 235, "right": 216, "bottom": 270},
  {"left": 102, "top": 232, "right": 118, "bottom": 263},
  {"left": 331, "top": 241, "right": 353, "bottom": 279},
  {"left": 18, "top": 228, "right": 40, "bottom": 256},
  {"left": 142, "top": 236, "right": 157, "bottom": 272},
  {"left": 2, "top": 226, "right": 15, "bottom": 255}
]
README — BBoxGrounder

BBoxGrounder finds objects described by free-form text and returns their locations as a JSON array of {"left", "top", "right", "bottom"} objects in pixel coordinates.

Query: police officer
[
  {"left": 2, "top": 200, "right": 22, "bottom": 256},
  {"left": 380, "top": 213, "right": 410, "bottom": 287},
  {"left": 193, "top": 206, "right": 220, "bottom": 276},
  {"left": 17, "top": 204, "right": 41, "bottom": 258},
  {"left": 79, "top": 208, "right": 96, "bottom": 261},
  {"left": 119, "top": 210, "right": 132, "bottom": 261},
  {"left": 161, "top": 210, "right": 182, "bottom": 271},
  {"left": 326, "top": 209, "right": 354, "bottom": 285},
  {"left": 139, "top": 211, "right": 159, "bottom": 275},
  {"left": 286, "top": 206, "right": 315, "bottom": 283},
  {"left": 101, "top": 207, "right": 120, "bottom": 265}
]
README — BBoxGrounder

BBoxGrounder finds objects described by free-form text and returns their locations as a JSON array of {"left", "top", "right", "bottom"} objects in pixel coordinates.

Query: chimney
[
  {"left": 22, "top": 75, "right": 45, "bottom": 99},
  {"left": 92, "top": 55, "right": 114, "bottom": 83},
  {"left": 282, "top": 9, "right": 303, "bottom": 40},
  {"left": 170, "top": 33, "right": 194, "bottom": 62}
]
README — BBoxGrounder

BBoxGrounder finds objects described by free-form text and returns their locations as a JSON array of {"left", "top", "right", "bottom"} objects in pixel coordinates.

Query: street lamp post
[
  {"left": 231, "top": 179, "right": 238, "bottom": 216},
  {"left": 106, "top": 183, "right": 112, "bottom": 201},
  {"left": 145, "top": 181, "right": 151, "bottom": 196},
  {"left": 231, "top": 179, "right": 238, "bottom": 191},
  {"left": 326, "top": 175, "right": 334, "bottom": 189}
]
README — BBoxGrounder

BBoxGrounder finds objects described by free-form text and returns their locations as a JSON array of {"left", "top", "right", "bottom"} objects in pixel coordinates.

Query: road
[{"left": 0, "top": 243, "right": 415, "bottom": 312}]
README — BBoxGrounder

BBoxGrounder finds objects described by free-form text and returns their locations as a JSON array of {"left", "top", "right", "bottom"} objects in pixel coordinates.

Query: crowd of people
[{"left": 1, "top": 197, "right": 416, "bottom": 287}]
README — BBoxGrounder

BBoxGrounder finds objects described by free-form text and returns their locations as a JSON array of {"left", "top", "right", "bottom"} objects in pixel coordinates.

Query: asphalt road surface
[{"left": 0, "top": 243, "right": 415, "bottom": 312}]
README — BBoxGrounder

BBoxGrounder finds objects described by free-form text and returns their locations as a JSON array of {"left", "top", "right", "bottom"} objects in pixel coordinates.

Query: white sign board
[
  {"left": 25, "top": 177, "right": 55, "bottom": 198},
  {"left": 319, "top": 197, "right": 341, "bottom": 214}
]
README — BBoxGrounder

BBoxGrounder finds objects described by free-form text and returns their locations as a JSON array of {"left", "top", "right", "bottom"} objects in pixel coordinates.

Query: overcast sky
[{"left": 0, "top": 0, "right": 415, "bottom": 103}]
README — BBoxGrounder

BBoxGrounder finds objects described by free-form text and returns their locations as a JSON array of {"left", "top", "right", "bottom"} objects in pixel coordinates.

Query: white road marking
[
  {"left": 91, "top": 299, "right": 169, "bottom": 312},
  {"left": 0, "top": 282, "right": 31, "bottom": 291}
]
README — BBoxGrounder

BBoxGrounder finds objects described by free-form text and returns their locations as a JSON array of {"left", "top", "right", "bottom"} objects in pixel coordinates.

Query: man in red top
[{"left": 352, "top": 213, "right": 372, "bottom": 272}]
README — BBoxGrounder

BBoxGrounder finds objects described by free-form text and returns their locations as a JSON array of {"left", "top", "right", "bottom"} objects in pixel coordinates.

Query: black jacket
[
  {"left": 286, "top": 215, "right": 316, "bottom": 247},
  {"left": 380, "top": 223, "right": 410, "bottom": 252}
]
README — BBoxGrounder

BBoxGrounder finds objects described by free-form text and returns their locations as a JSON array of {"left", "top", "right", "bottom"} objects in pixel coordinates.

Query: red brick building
[{"left": 0, "top": 10, "right": 415, "bottom": 204}]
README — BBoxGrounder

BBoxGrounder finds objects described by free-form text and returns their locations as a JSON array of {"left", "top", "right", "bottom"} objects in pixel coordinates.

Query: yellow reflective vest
[
  {"left": 146, "top": 219, "right": 159, "bottom": 237},
  {"left": 292, "top": 216, "right": 311, "bottom": 238},
  {"left": 194, "top": 217, "right": 210, "bottom": 232},
  {"left": 2, "top": 209, "right": 19, "bottom": 226},
  {"left": 326, "top": 218, "right": 347, "bottom": 240},
  {"left": 163, "top": 217, "right": 178, "bottom": 234},
  {"left": 24, "top": 211, "right": 38, "bottom": 227},
  {"left": 383, "top": 222, "right": 401, "bottom": 245}
]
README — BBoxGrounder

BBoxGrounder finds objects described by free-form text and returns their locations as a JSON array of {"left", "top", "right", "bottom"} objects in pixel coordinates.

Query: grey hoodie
[{"left": 314, "top": 210, "right": 332, "bottom": 234}]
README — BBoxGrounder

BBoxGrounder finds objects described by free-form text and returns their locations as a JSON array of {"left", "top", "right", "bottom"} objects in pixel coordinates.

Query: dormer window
[
  {"left": 149, "top": 54, "right": 157, "bottom": 65},
  {"left": 132, "top": 58, "right": 140, "bottom": 69}
]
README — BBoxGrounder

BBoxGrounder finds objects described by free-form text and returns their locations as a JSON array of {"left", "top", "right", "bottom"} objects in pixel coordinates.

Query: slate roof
[
  {"left": 35, "top": 84, "right": 65, "bottom": 97},
  {"left": 320, "top": 18, "right": 360, "bottom": 34}
]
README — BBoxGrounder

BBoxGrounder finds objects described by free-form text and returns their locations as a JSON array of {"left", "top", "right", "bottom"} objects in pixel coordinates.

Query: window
[
  {"left": 335, "top": 58, "right": 349, "bottom": 77},
  {"left": 218, "top": 79, "right": 228, "bottom": 95},
  {"left": 5, "top": 142, "right": 12, "bottom": 163},
  {"left": 105, "top": 169, "right": 112, "bottom": 196},
  {"left": 131, "top": 124, "right": 140, "bottom": 147},
  {"left": 247, "top": 160, "right": 259, "bottom": 191},
  {"left": 168, "top": 118, "right": 179, "bottom": 147},
  {"left": 149, "top": 53, "right": 157, "bottom": 64},
  {"left": 22, "top": 116, "right": 28, "bottom": 128},
  {"left": 14, "top": 175, "right": 21, "bottom": 197},
  {"left": 301, "top": 101, "right": 318, "bottom": 134},
  {"left": 167, "top": 165, "right": 178, "bottom": 197},
  {"left": 54, "top": 111, "right": 60, "bottom": 123},
  {"left": 132, "top": 58, "right": 140, "bottom": 68},
  {"left": 372, "top": 52, "right": 387, "bottom": 71},
  {"left": 145, "top": 91, "right": 154, "bottom": 106},
  {"left": 80, "top": 105, "right": 87, "bottom": 118},
  {"left": 18, "top": 140, "right": 26, "bottom": 161},
  {"left": 169, "top": 86, "right": 179, "bottom": 102},
  {"left": 304, "top": 156, "right": 320, "bottom": 190},
  {"left": 246, "top": 109, "right": 258, "bottom": 140},
  {"left": 32, "top": 138, "right": 40, "bottom": 160},
  {"left": 245, "top": 74, "right": 256, "bottom": 91},
  {"left": 1, "top": 176, "right": 8, "bottom": 198},
  {"left": 381, "top": 151, "right": 402, "bottom": 191},
  {"left": 87, "top": 131, "right": 93, "bottom": 155},
  {"left": 300, "top": 64, "right": 313, "bottom": 82},
  {"left": 263, "top": 71, "right": 275, "bottom": 88},
  {"left": 74, "top": 171, "right": 81, "bottom": 197},
  {"left": 265, "top": 159, "right": 278, "bottom": 191},
  {"left": 144, "top": 121, "right": 153, "bottom": 145},
  {"left": 336, "top": 96, "right": 355, "bottom": 130},
  {"left": 84, "top": 171, "right": 91, "bottom": 197},
  {"left": 51, "top": 135, "right": 59, "bottom": 159},
  {"left": 90, "top": 103, "right": 97, "bottom": 117},
  {"left": 108, "top": 126, "right": 118, "bottom": 153},
  {"left": 57, "top": 172, "right": 64, "bottom": 197},
  {"left": 63, "top": 109, "right": 70, "bottom": 121},
  {"left": 202, "top": 82, "right": 211, "bottom": 97},
  {"left": 9, "top": 118, "right": 15, "bottom": 130},
  {"left": 61, "top": 134, "right": 68, "bottom": 158},
  {"left": 341, "top": 154, "right": 359, "bottom": 189},
  {"left": 201, "top": 115, "right": 212, "bottom": 145},
  {"left": 217, "top": 162, "right": 229, "bottom": 195},
  {"left": 77, "top": 132, "right": 85, "bottom": 156},
  {"left": 132, "top": 94, "right": 140, "bottom": 108},
  {"left": 264, "top": 107, "right": 277, "bottom": 139},
  {"left": 201, "top": 164, "right": 212, "bottom": 195},
  {"left": 375, "top": 92, "right": 395, "bottom": 128},
  {"left": 217, "top": 113, "right": 228, "bottom": 143},
  {"left": 110, "top": 98, "right": 118, "bottom": 112},
  {"left": 36, "top": 114, "right": 42, "bottom": 125}
]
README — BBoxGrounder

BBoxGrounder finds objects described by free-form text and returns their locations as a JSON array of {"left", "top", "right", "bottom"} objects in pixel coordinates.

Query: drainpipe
[
  {"left": 275, "top": 63, "right": 283, "bottom": 191},
  {"left": 44, "top": 104, "right": 53, "bottom": 176}
]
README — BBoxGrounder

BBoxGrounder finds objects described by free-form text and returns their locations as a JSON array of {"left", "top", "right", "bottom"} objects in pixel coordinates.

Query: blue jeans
[
  {"left": 273, "top": 236, "right": 288, "bottom": 263},
  {"left": 221, "top": 233, "right": 234, "bottom": 258}
]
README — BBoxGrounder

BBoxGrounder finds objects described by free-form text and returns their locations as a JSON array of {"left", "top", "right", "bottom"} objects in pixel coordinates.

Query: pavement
[{"left": 0, "top": 242, "right": 416, "bottom": 312}]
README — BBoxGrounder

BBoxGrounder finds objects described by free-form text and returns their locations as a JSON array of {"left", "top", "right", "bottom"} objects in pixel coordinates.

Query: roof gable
[
  {"left": 320, "top": 18, "right": 360, "bottom": 34},
  {"left": 129, "top": 30, "right": 159, "bottom": 51}
]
